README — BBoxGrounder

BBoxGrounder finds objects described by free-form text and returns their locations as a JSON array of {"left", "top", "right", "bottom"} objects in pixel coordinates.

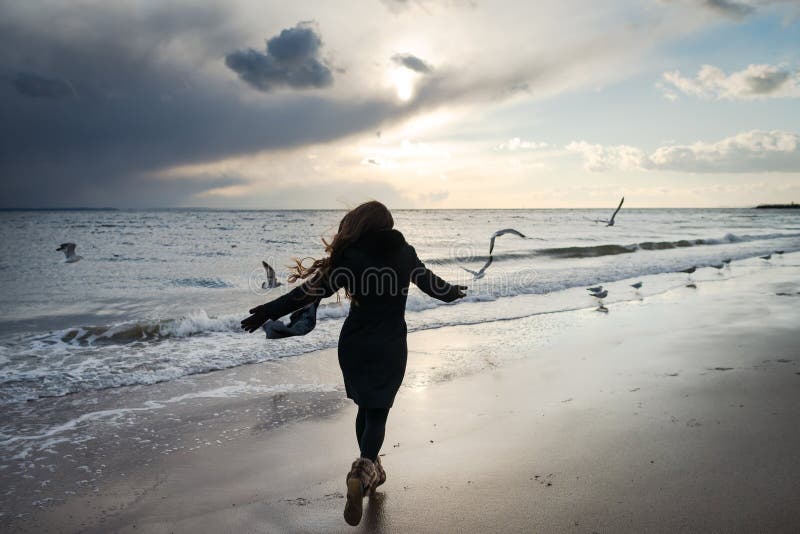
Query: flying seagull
[
  {"left": 760, "top": 254, "right": 772, "bottom": 261},
  {"left": 460, "top": 255, "right": 493, "bottom": 280},
  {"left": 587, "top": 285, "right": 603, "bottom": 293},
  {"left": 56, "top": 243, "right": 82, "bottom": 263},
  {"left": 594, "top": 197, "right": 624, "bottom": 227},
  {"left": 261, "top": 261, "right": 283, "bottom": 289},
  {"left": 630, "top": 281, "right": 643, "bottom": 289},
  {"left": 488, "top": 228, "right": 526, "bottom": 254}
]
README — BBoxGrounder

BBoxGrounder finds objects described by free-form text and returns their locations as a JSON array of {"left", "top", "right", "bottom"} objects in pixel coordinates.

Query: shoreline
[{"left": 3, "top": 259, "right": 800, "bottom": 532}]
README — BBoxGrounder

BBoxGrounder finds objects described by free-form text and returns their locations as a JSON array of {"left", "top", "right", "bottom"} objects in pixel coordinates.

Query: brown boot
[
  {"left": 370, "top": 456, "right": 386, "bottom": 495},
  {"left": 343, "top": 458, "right": 378, "bottom": 526}
]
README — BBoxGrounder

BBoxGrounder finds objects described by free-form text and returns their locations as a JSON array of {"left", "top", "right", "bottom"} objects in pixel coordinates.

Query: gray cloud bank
[{"left": 0, "top": 2, "right": 402, "bottom": 207}]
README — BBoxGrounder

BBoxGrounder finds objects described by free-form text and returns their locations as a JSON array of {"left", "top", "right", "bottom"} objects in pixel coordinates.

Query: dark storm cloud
[
  {"left": 0, "top": 0, "right": 622, "bottom": 208},
  {"left": 0, "top": 2, "right": 403, "bottom": 207},
  {"left": 391, "top": 53, "right": 433, "bottom": 74},
  {"left": 9, "top": 71, "right": 75, "bottom": 99},
  {"left": 225, "top": 23, "right": 333, "bottom": 92}
]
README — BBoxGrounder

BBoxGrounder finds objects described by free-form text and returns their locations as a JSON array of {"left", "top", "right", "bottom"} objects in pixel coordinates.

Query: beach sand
[{"left": 6, "top": 259, "right": 800, "bottom": 533}]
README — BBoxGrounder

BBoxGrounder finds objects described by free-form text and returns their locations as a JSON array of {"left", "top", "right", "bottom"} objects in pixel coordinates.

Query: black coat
[{"left": 257, "top": 229, "right": 462, "bottom": 408}]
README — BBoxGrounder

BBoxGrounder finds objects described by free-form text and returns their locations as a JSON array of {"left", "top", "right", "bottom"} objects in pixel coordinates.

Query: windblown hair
[{"left": 288, "top": 201, "right": 394, "bottom": 291}]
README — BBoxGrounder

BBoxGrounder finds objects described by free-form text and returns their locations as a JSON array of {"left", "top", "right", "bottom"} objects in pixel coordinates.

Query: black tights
[{"left": 355, "top": 406, "right": 390, "bottom": 461}]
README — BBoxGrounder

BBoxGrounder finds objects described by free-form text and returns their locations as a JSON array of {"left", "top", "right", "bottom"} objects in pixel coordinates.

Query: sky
[{"left": 1, "top": 0, "right": 799, "bottom": 209}]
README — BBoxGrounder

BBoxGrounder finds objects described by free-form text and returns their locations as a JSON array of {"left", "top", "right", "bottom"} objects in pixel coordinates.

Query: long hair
[{"left": 288, "top": 201, "right": 394, "bottom": 291}]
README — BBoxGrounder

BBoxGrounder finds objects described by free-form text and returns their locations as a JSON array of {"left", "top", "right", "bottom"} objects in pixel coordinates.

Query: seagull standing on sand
[
  {"left": 587, "top": 285, "right": 603, "bottom": 293},
  {"left": 57, "top": 243, "right": 82, "bottom": 263},
  {"left": 594, "top": 197, "right": 624, "bottom": 227},
  {"left": 630, "top": 281, "right": 643, "bottom": 290},
  {"left": 760, "top": 254, "right": 772, "bottom": 261},
  {"left": 261, "top": 261, "right": 283, "bottom": 289},
  {"left": 591, "top": 288, "right": 608, "bottom": 312}
]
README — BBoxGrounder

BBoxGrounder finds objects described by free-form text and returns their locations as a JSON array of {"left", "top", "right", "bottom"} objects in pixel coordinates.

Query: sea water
[{"left": 1, "top": 208, "right": 799, "bottom": 406}]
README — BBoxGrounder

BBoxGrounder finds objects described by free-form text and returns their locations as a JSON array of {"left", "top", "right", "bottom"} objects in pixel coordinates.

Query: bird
[
  {"left": 722, "top": 258, "right": 732, "bottom": 264},
  {"left": 710, "top": 264, "right": 724, "bottom": 269},
  {"left": 261, "top": 261, "right": 283, "bottom": 289},
  {"left": 460, "top": 255, "right": 493, "bottom": 280},
  {"left": 594, "top": 197, "right": 624, "bottom": 226},
  {"left": 760, "top": 254, "right": 771, "bottom": 261},
  {"left": 488, "top": 228, "right": 526, "bottom": 254},
  {"left": 56, "top": 243, "right": 82, "bottom": 263},
  {"left": 587, "top": 285, "right": 603, "bottom": 293},
  {"left": 774, "top": 250, "right": 784, "bottom": 255},
  {"left": 679, "top": 266, "right": 696, "bottom": 281},
  {"left": 630, "top": 281, "right": 643, "bottom": 289},
  {"left": 591, "top": 289, "right": 608, "bottom": 299}
]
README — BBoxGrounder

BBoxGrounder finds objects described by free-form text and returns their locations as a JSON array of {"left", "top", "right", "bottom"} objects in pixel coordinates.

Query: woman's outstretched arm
[
  {"left": 241, "top": 274, "right": 338, "bottom": 333},
  {"left": 410, "top": 247, "right": 467, "bottom": 303}
]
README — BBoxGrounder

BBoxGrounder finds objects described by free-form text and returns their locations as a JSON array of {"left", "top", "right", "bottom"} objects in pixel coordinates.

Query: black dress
[{"left": 257, "top": 229, "right": 462, "bottom": 408}]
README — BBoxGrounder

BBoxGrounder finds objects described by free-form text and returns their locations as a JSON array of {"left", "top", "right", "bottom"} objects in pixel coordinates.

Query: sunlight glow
[{"left": 390, "top": 67, "right": 415, "bottom": 101}]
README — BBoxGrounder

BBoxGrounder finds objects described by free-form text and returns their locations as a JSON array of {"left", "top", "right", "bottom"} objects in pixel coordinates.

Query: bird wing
[
  {"left": 262, "top": 261, "right": 277, "bottom": 285},
  {"left": 489, "top": 228, "right": 526, "bottom": 254},
  {"left": 476, "top": 255, "right": 493, "bottom": 275},
  {"left": 493, "top": 228, "right": 526, "bottom": 239},
  {"left": 609, "top": 197, "right": 624, "bottom": 222},
  {"left": 459, "top": 266, "right": 479, "bottom": 276}
]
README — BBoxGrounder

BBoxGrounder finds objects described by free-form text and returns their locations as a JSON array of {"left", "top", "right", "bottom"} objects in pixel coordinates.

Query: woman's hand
[
  {"left": 241, "top": 304, "right": 268, "bottom": 333},
  {"left": 454, "top": 285, "right": 468, "bottom": 299}
]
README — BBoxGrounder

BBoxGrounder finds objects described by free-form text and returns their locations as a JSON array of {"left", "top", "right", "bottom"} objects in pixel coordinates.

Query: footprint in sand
[
  {"left": 776, "top": 359, "right": 793, "bottom": 363},
  {"left": 686, "top": 418, "right": 702, "bottom": 427},
  {"left": 530, "top": 473, "right": 555, "bottom": 487},
  {"left": 712, "top": 367, "right": 734, "bottom": 371}
]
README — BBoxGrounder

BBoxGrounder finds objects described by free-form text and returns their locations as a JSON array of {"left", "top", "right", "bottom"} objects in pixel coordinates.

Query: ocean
[
  {"left": 0, "top": 207, "right": 798, "bottom": 475},
  {"left": 1, "top": 208, "right": 799, "bottom": 408}
]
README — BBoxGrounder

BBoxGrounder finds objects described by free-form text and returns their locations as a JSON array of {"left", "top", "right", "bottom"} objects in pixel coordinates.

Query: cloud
[
  {"left": 566, "top": 142, "right": 648, "bottom": 172},
  {"left": 9, "top": 71, "right": 76, "bottom": 99},
  {"left": 568, "top": 130, "right": 800, "bottom": 173},
  {"left": 660, "top": 64, "right": 800, "bottom": 100},
  {"left": 699, "top": 0, "right": 755, "bottom": 17},
  {"left": 225, "top": 22, "right": 333, "bottom": 92},
  {"left": 391, "top": 53, "right": 433, "bottom": 74},
  {"left": 378, "top": 0, "right": 477, "bottom": 13},
  {"left": 495, "top": 138, "right": 548, "bottom": 151}
]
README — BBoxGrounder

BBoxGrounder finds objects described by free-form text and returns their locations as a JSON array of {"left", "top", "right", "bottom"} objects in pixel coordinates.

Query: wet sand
[{"left": 7, "top": 261, "right": 800, "bottom": 533}]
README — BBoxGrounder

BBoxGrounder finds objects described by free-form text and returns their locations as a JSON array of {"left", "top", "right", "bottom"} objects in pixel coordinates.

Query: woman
[{"left": 241, "top": 201, "right": 466, "bottom": 525}]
